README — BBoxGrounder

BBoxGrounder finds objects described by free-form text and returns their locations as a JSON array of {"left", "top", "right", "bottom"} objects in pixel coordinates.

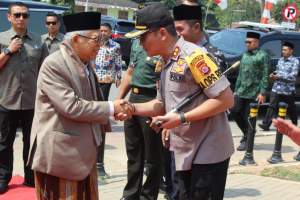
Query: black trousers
[
  {"left": 230, "top": 96, "right": 256, "bottom": 141},
  {"left": 97, "top": 83, "right": 112, "bottom": 166},
  {"left": 164, "top": 150, "right": 180, "bottom": 200},
  {"left": 177, "top": 158, "right": 230, "bottom": 200},
  {"left": 0, "top": 109, "right": 34, "bottom": 185},
  {"left": 262, "top": 92, "right": 298, "bottom": 127},
  {"left": 123, "top": 93, "right": 163, "bottom": 200}
]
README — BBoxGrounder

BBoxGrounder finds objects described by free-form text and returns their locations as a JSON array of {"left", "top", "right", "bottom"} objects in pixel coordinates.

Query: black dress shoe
[
  {"left": 294, "top": 151, "right": 300, "bottom": 161},
  {"left": 23, "top": 181, "right": 35, "bottom": 188},
  {"left": 237, "top": 141, "right": 247, "bottom": 151},
  {"left": 258, "top": 123, "right": 270, "bottom": 131},
  {"left": 97, "top": 165, "right": 109, "bottom": 178},
  {"left": 0, "top": 182, "right": 8, "bottom": 194}
]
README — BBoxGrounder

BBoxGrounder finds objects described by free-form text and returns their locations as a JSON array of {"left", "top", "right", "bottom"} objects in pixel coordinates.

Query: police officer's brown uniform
[
  {"left": 158, "top": 38, "right": 234, "bottom": 200},
  {"left": 126, "top": 3, "right": 234, "bottom": 200},
  {"left": 0, "top": 28, "right": 42, "bottom": 189}
]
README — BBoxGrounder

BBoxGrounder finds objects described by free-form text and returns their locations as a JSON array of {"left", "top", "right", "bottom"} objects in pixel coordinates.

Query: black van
[
  {"left": 0, "top": 0, "right": 68, "bottom": 35},
  {"left": 210, "top": 28, "right": 300, "bottom": 102}
]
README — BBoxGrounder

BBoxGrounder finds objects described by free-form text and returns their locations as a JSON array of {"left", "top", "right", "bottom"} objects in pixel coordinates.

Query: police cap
[{"left": 125, "top": 3, "right": 173, "bottom": 38}]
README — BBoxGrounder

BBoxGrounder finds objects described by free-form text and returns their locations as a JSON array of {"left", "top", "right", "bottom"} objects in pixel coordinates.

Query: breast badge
[
  {"left": 172, "top": 46, "right": 180, "bottom": 61},
  {"left": 170, "top": 61, "right": 185, "bottom": 82}
]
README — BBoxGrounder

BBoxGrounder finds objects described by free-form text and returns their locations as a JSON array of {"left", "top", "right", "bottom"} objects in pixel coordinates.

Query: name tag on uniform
[
  {"left": 185, "top": 49, "right": 222, "bottom": 89},
  {"left": 170, "top": 58, "right": 185, "bottom": 82}
]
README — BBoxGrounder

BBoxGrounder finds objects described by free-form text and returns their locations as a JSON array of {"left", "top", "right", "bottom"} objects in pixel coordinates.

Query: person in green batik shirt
[{"left": 231, "top": 31, "right": 270, "bottom": 151}]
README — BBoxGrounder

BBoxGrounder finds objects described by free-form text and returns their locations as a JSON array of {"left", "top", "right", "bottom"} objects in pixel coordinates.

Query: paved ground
[
  {"left": 12, "top": 119, "right": 300, "bottom": 200},
  {"left": 10, "top": 84, "right": 300, "bottom": 199}
]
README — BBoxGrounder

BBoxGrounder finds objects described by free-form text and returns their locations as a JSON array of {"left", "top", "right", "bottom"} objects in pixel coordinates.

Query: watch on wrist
[
  {"left": 179, "top": 112, "right": 190, "bottom": 125},
  {"left": 3, "top": 48, "right": 13, "bottom": 56}
]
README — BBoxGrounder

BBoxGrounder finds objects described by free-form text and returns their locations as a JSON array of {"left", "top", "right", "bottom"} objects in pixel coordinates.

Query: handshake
[{"left": 113, "top": 99, "right": 135, "bottom": 121}]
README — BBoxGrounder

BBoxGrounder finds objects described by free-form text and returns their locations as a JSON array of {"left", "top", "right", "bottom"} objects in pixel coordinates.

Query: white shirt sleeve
[{"left": 108, "top": 101, "right": 114, "bottom": 116}]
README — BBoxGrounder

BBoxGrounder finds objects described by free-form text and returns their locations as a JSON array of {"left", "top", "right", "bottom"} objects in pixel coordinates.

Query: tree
[
  {"left": 161, "top": 0, "right": 177, "bottom": 8},
  {"left": 42, "top": 0, "right": 75, "bottom": 13},
  {"left": 202, "top": 0, "right": 261, "bottom": 28}
]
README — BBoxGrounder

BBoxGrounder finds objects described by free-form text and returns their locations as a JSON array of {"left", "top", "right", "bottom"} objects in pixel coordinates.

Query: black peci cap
[
  {"left": 283, "top": 41, "right": 294, "bottom": 49},
  {"left": 173, "top": 4, "right": 202, "bottom": 21},
  {"left": 246, "top": 31, "right": 260, "bottom": 39},
  {"left": 125, "top": 3, "right": 173, "bottom": 38},
  {"left": 63, "top": 12, "right": 101, "bottom": 32}
]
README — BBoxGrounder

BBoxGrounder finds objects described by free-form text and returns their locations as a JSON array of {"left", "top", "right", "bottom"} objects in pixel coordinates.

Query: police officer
[
  {"left": 0, "top": 2, "right": 42, "bottom": 193},
  {"left": 173, "top": 4, "right": 227, "bottom": 71},
  {"left": 125, "top": 3, "right": 234, "bottom": 200},
  {"left": 117, "top": 39, "right": 162, "bottom": 199},
  {"left": 41, "top": 12, "right": 64, "bottom": 61},
  {"left": 231, "top": 32, "right": 269, "bottom": 151}
]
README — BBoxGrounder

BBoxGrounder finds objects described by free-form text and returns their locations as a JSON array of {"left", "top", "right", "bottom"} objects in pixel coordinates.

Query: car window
[
  {"left": 0, "top": 10, "right": 66, "bottom": 36},
  {"left": 291, "top": 40, "right": 300, "bottom": 57},
  {"left": 0, "top": 11, "right": 10, "bottom": 32},
  {"left": 101, "top": 16, "right": 117, "bottom": 30},
  {"left": 115, "top": 21, "right": 135, "bottom": 33},
  {"left": 260, "top": 40, "right": 281, "bottom": 58},
  {"left": 209, "top": 29, "right": 247, "bottom": 55}
]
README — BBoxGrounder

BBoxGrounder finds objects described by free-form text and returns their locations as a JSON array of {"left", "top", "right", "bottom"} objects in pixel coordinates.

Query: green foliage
[
  {"left": 42, "top": 0, "right": 75, "bottom": 13},
  {"left": 161, "top": 0, "right": 177, "bottom": 9},
  {"left": 205, "top": 0, "right": 262, "bottom": 28}
]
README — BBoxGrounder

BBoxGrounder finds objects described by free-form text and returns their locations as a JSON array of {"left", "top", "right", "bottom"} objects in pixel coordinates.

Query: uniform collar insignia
[{"left": 172, "top": 46, "right": 181, "bottom": 61}]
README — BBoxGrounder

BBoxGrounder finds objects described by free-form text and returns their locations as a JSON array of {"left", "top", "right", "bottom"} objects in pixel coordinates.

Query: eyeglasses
[
  {"left": 245, "top": 41, "right": 253, "bottom": 44},
  {"left": 12, "top": 13, "right": 29, "bottom": 19},
  {"left": 46, "top": 21, "right": 57, "bottom": 26},
  {"left": 77, "top": 34, "right": 102, "bottom": 44}
]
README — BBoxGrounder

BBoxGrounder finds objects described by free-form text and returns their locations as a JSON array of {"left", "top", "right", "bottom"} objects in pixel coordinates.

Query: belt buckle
[{"left": 133, "top": 87, "right": 139, "bottom": 94}]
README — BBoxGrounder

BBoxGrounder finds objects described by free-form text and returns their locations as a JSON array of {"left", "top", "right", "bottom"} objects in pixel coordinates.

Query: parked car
[
  {"left": 0, "top": 0, "right": 68, "bottom": 35},
  {"left": 209, "top": 27, "right": 300, "bottom": 102},
  {"left": 101, "top": 16, "right": 134, "bottom": 39}
]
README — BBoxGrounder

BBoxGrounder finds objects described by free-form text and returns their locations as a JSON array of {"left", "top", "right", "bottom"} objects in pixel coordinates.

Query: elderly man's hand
[
  {"left": 113, "top": 100, "right": 135, "bottom": 121},
  {"left": 273, "top": 118, "right": 300, "bottom": 146}
]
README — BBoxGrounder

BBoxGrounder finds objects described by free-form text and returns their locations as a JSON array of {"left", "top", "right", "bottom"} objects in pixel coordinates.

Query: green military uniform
[
  {"left": 122, "top": 39, "right": 162, "bottom": 200},
  {"left": 231, "top": 48, "right": 270, "bottom": 141},
  {"left": 130, "top": 39, "right": 160, "bottom": 90}
]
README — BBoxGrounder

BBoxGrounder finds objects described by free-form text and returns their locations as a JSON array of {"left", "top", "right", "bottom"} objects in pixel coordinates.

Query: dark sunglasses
[
  {"left": 245, "top": 41, "right": 253, "bottom": 44},
  {"left": 77, "top": 34, "right": 102, "bottom": 44},
  {"left": 13, "top": 13, "right": 29, "bottom": 19},
  {"left": 46, "top": 21, "right": 57, "bottom": 26}
]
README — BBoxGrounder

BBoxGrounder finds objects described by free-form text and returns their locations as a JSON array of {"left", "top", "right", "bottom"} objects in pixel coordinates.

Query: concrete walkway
[{"left": 12, "top": 120, "right": 300, "bottom": 200}]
